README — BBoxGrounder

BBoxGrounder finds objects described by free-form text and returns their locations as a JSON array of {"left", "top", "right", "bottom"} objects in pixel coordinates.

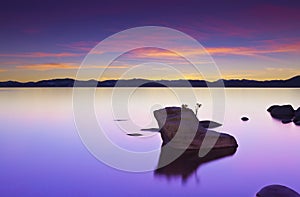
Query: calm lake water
[{"left": 0, "top": 88, "right": 299, "bottom": 196}]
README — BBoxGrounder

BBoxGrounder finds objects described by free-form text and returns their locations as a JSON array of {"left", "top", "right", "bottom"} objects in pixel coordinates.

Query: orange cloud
[
  {"left": 122, "top": 41, "right": 300, "bottom": 61},
  {"left": 17, "top": 63, "right": 79, "bottom": 71},
  {"left": 0, "top": 69, "right": 7, "bottom": 72},
  {"left": 206, "top": 42, "right": 300, "bottom": 56},
  {"left": 93, "top": 65, "right": 130, "bottom": 69},
  {"left": 0, "top": 52, "right": 82, "bottom": 58},
  {"left": 16, "top": 63, "right": 130, "bottom": 71}
]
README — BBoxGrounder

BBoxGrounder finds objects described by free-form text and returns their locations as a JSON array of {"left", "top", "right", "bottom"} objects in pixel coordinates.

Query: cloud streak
[
  {"left": 117, "top": 41, "right": 300, "bottom": 61},
  {"left": 17, "top": 63, "right": 79, "bottom": 71},
  {"left": 208, "top": 41, "right": 300, "bottom": 56},
  {"left": 0, "top": 52, "right": 83, "bottom": 58},
  {"left": 16, "top": 63, "right": 130, "bottom": 71}
]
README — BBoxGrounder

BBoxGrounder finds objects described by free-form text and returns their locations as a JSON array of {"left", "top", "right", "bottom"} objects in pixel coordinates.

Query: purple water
[{"left": 0, "top": 88, "right": 299, "bottom": 196}]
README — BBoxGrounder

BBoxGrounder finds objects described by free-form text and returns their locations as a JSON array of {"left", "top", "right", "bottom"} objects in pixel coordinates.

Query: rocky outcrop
[
  {"left": 256, "top": 185, "right": 300, "bottom": 197},
  {"left": 267, "top": 105, "right": 300, "bottom": 126},
  {"left": 153, "top": 107, "right": 238, "bottom": 150},
  {"left": 267, "top": 105, "right": 295, "bottom": 120}
]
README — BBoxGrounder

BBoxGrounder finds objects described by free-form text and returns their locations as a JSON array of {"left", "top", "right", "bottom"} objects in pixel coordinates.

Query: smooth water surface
[{"left": 0, "top": 88, "right": 299, "bottom": 196}]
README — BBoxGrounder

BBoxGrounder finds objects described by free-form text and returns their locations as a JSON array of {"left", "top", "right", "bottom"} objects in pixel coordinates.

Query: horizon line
[{"left": 1, "top": 75, "right": 299, "bottom": 83}]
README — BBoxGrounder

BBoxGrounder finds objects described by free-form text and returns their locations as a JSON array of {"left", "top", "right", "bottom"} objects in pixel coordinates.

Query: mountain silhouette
[{"left": 0, "top": 76, "right": 299, "bottom": 87}]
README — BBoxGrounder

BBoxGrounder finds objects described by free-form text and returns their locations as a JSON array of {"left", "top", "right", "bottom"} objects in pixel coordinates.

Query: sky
[{"left": 0, "top": 0, "right": 300, "bottom": 82}]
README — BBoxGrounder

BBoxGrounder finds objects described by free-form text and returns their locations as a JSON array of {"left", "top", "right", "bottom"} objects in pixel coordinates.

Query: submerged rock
[
  {"left": 267, "top": 105, "right": 295, "bottom": 120},
  {"left": 153, "top": 107, "right": 238, "bottom": 150},
  {"left": 127, "top": 133, "right": 143, "bottom": 136},
  {"left": 256, "top": 185, "right": 300, "bottom": 197},
  {"left": 140, "top": 128, "right": 159, "bottom": 132}
]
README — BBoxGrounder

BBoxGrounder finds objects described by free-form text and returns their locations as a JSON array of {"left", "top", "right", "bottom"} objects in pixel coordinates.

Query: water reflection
[{"left": 155, "top": 147, "right": 237, "bottom": 183}]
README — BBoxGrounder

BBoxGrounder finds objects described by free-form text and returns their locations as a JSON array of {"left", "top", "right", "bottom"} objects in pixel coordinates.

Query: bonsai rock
[{"left": 153, "top": 107, "right": 238, "bottom": 150}]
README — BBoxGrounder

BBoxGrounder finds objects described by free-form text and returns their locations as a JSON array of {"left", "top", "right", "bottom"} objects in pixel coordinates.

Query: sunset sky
[{"left": 0, "top": 0, "right": 300, "bottom": 82}]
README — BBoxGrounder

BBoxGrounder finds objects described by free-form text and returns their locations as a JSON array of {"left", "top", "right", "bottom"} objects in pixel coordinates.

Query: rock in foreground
[
  {"left": 256, "top": 185, "right": 300, "bottom": 197},
  {"left": 153, "top": 107, "right": 238, "bottom": 150}
]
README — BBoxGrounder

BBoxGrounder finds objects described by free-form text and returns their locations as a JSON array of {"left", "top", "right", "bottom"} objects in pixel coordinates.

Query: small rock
[
  {"left": 256, "top": 184, "right": 300, "bottom": 197},
  {"left": 241, "top": 117, "right": 249, "bottom": 121},
  {"left": 140, "top": 128, "right": 159, "bottom": 132},
  {"left": 114, "top": 119, "right": 128, "bottom": 121},
  {"left": 127, "top": 133, "right": 143, "bottom": 136}
]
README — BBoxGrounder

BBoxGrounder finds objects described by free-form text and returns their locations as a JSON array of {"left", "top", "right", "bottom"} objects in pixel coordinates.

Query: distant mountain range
[{"left": 0, "top": 76, "right": 299, "bottom": 88}]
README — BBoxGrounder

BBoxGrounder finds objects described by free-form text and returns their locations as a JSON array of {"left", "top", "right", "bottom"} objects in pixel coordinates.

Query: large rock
[
  {"left": 256, "top": 185, "right": 300, "bottom": 197},
  {"left": 267, "top": 105, "right": 295, "bottom": 120},
  {"left": 153, "top": 107, "right": 238, "bottom": 150}
]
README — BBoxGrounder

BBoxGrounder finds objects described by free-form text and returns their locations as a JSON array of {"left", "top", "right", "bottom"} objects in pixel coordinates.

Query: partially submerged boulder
[
  {"left": 267, "top": 105, "right": 295, "bottom": 120},
  {"left": 256, "top": 184, "right": 300, "bottom": 197},
  {"left": 153, "top": 107, "right": 238, "bottom": 150},
  {"left": 268, "top": 105, "right": 300, "bottom": 126}
]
